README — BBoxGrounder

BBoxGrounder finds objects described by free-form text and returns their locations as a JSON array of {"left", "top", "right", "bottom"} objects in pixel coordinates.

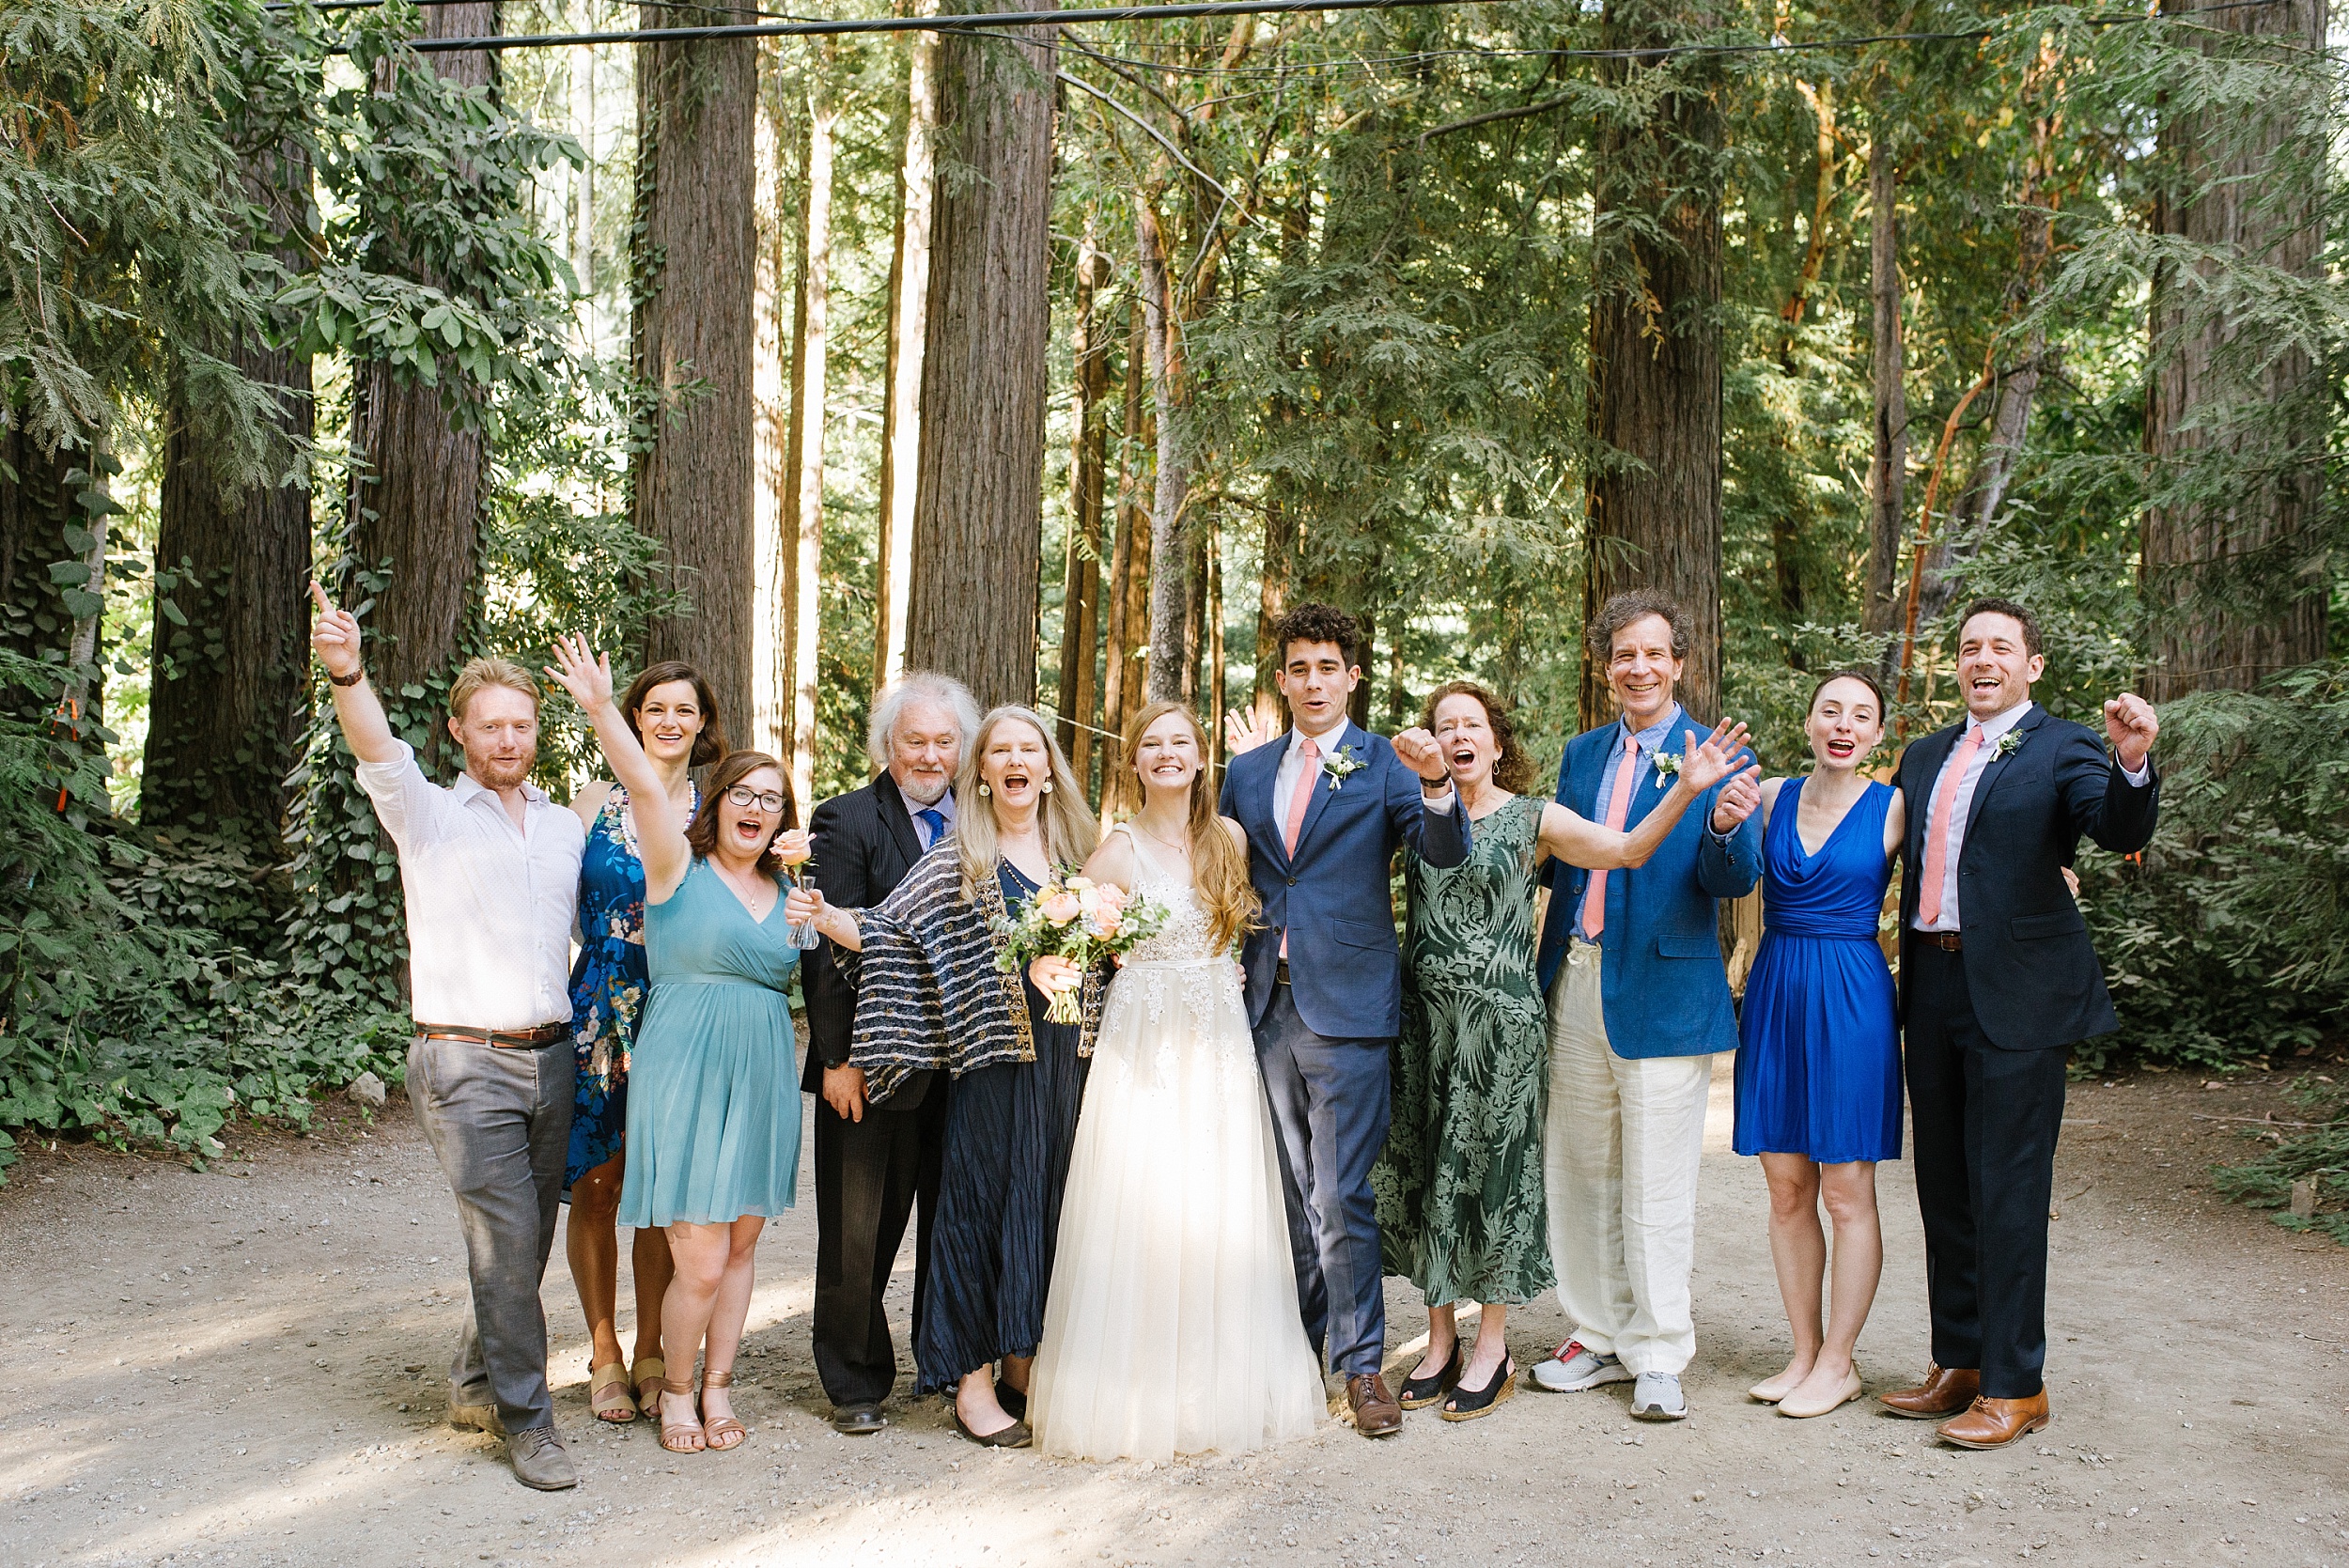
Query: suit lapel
[
  {"left": 1233, "top": 737, "right": 1288, "bottom": 868},
  {"left": 1620, "top": 722, "right": 1697, "bottom": 831},
  {"left": 1289, "top": 722, "right": 1357, "bottom": 859},
  {"left": 1961, "top": 705, "right": 2044, "bottom": 849},
  {"left": 871, "top": 771, "right": 926, "bottom": 868}
]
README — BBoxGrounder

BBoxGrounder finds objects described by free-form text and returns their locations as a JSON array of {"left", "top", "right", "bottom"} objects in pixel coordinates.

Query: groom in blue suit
[{"left": 1220, "top": 603, "right": 1470, "bottom": 1437}]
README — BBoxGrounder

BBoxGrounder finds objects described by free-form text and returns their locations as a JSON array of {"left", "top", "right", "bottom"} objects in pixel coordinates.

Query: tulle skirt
[{"left": 1029, "top": 957, "right": 1327, "bottom": 1462}]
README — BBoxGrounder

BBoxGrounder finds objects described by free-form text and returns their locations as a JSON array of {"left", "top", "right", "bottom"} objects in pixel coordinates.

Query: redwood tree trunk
[
  {"left": 1055, "top": 241, "right": 1110, "bottom": 777},
  {"left": 872, "top": 31, "right": 938, "bottom": 691},
  {"left": 1863, "top": 126, "right": 1907, "bottom": 642},
  {"left": 632, "top": 4, "right": 759, "bottom": 734},
  {"left": 904, "top": 3, "right": 1058, "bottom": 708},
  {"left": 1137, "top": 195, "right": 1191, "bottom": 705},
  {"left": 2142, "top": 0, "right": 2329, "bottom": 699},
  {"left": 1580, "top": 0, "right": 1725, "bottom": 729},
  {"left": 344, "top": 2, "right": 497, "bottom": 770},
  {"left": 145, "top": 135, "right": 314, "bottom": 842}
]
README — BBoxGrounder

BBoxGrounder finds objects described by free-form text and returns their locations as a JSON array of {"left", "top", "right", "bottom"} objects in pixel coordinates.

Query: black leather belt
[
  {"left": 414, "top": 1021, "right": 568, "bottom": 1048},
  {"left": 1921, "top": 932, "right": 1963, "bottom": 952}
]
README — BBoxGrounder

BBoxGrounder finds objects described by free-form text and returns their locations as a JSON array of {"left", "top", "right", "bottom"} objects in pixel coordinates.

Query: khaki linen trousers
[{"left": 1542, "top": 939, "right": 1714, "bottom": 1377}]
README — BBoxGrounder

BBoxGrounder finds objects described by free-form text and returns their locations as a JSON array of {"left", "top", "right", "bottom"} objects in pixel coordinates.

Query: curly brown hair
[
  {"left": 1585, "top": 588, "right": 1689, "bottom": 665},
  {"left": 1272, "top": 601, "right": 1364, "bottom": 671},
  {"left": 1420, "top": 680, "right": 1535, "bottom": 794},
  {"left": 684, "top": 751, "right": 798, "bottom": 873},
  {"left": 621, "top": 660, "right": 727, "bottom": 767}
]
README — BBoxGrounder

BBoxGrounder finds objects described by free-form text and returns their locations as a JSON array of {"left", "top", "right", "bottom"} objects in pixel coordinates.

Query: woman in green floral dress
[{"left": 1377, "top": 680, "right": 1731, "bottom": 1421}]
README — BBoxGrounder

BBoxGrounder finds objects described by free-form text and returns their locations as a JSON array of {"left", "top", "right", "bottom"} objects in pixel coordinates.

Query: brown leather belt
[
  {"left": 1921, "top": 932, "right": 1964, "bottom": 952},
  {"left": 414, "top": 1021, "right": 568, "bottom": 1048},
  {"left": 1275, "top": 959, "right": 1292, "bottom": 986}
]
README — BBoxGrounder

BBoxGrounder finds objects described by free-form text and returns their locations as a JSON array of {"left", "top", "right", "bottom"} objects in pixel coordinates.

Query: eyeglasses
[{"left": 724, "top": 786, "right": 787, "bottom": 814}]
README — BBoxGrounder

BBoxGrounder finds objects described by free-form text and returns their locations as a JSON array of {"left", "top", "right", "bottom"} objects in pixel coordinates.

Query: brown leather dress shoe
[
  {"left": 1346, "top": 1373, "right": 1404, "bottom": 1437},
  {"left": 1877, "top": 1363, "right": 1980, "bottom": 1420},
  {"left": 1937, "top": 1391, "right": 2049, "bottom": 1450}
]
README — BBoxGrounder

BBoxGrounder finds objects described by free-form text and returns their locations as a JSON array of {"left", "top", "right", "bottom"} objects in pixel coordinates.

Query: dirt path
[{"left": 3, "top": 1061, "right": 2344, "bottom": 1568}]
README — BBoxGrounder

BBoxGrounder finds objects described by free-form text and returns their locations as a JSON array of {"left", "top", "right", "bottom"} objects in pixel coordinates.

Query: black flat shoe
[
  {"left": 1439, "top": 1356, "right": 1517, "bottom": 1422},
  {"left": 953, "top": 1409, "right": 1032, "bottom": 1448},
  {"left": 1398, "top": 1343, "right": 1462, "bottom": 1411},
  {"left": 831, "top": 1402, "right": 887, "bottom": 1436},
  {"left": 995, "top": 1379, "right": 1028, "bottom": 1421}
]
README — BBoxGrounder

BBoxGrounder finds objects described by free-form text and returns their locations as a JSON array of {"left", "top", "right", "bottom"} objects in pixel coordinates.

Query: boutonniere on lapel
[
  {"left": 1650, "top": 750, "right": 1682, "bottom": 789},
  {"left": 1993, "top": 730, "right": 2026, "bottom": 761},
  {"left": 1320, "top": 744, "right": 1368, "bottom": 792}
]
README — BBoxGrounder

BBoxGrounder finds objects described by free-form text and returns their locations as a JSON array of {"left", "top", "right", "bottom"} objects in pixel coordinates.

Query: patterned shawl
[{"left": 845, "top": 845, "right": 1105, "bottom": 1106}]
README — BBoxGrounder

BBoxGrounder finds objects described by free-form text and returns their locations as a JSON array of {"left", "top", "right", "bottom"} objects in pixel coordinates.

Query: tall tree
[
  {"left": 343, "top": 2, "right": 500, "bottom": 759},
  {"left": 904, "top": 6, "right": 1059, "bottom": 707},
  {"left": 1862, "top": 122, "right": 1907, "bottom": 642},
  {"left": 785, "top": 70, "right": 837, "bottom": 810},
  {"left": 1097, "top": 301, "right": 1151, "bottom": 818},
  {"left": 632, "top": 4, "right": 758, "bottom": 732},
  {"left": 1137, "top": 195, "right": 1192, "bottom": 704},
  {"left": 1580, "top": 0, "right": 1727, "bottom": 727},
  {"left": 872, "top": 30, "right": 938, "bottom": 691},
  {"left": 145, "top": 120, "right": 315, "bottom": 840},
  {"left": 2141, "top": 0, "right": 2329, "bottom": 699},
  {"left": 1055, "top": 240, "right": 1111, "bottom": 778},
  {"left": 752, "top": 47, "right": 791, "bottom": 759}
]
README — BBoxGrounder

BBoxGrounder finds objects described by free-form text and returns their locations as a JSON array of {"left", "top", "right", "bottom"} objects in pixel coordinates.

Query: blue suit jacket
[
  {"left": 1220, "top": 722, "right": 1471, "bottom": 1039},
  {"left": 1532, "top": 715, "right": 1763, "bottom": 1059}
]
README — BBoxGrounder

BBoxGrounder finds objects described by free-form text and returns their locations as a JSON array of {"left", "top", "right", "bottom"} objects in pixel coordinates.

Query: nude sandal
[
  {"left": 630, "top": 1356, "right": 667, "bottom": 1416},
  {"left": 656, "top": 1374, "right": 705, "bottom": 1453},
  {"left": 700, "top": 1369, "right": 747, "bottom": 1452},
  {"left": 590, "top": 1361, "right": 638, "bottom": 1423}
]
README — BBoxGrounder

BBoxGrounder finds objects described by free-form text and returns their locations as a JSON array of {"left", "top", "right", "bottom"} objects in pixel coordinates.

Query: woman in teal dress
[
  {"left": 547, "top": 637, "right": 804, "bottom": 1457},
  {"left": 563, "top": 660, "right": 718, "bottom": 1424},
  {"left": 1375, "top": 682, "right": 1747, "bottom": 1421}
]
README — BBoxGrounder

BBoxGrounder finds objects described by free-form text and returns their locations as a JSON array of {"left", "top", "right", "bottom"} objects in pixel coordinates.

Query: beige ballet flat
[
  {"left": 1777, "top": 1367, "right": 1863, "bottom": 1419},
  {"left": 1748, "top": 1367, "right": 1805, "bottom": 1404}
]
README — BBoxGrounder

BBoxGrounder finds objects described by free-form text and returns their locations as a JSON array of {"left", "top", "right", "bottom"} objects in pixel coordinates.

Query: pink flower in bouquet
[
  {"left": 1096, "top": 882, "right": 1131, "bottom": 911},
  {"left": 1088, "top": 908, "right": 1125, "bottom": 940},
  {"left": 772, "top": 829, "right": 814, "bottom": 868},
  {"left": 1039, "top": 888, "right": 1083, "bottom": 925}
]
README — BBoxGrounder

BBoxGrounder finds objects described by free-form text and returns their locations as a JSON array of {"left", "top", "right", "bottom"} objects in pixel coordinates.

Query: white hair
[{"left": 865, "top": 671, "right": 982, "bottom": 773}]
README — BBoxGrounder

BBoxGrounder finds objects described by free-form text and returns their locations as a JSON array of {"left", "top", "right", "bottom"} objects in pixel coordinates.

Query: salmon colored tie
[
  {"left": 1917, "top": 724, "right": 1985, "bottom": 927},
  {"left": 1280, "top": 737, "right": 1320, "bottom": 959},
  {"left": 1579, "top": 732, "right": 1641, "bottom": 939}
]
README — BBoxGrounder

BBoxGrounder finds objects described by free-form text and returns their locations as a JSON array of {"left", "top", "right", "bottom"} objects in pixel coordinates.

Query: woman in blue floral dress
[{"left": 565, "top": 660, "right": 723, "bottom": 1422}]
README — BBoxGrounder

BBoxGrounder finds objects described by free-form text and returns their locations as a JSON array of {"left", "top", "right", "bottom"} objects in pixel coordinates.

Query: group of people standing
[{"left": 308, "top": 571, "right": 2159, "bottom": 1491}]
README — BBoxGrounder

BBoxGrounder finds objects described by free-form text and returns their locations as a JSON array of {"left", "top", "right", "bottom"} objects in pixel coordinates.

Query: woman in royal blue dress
[
  {"left": 1735, "top": 671, "right": 1906, "bottom": 1420},
  {"left": 563, "top": 660, "right": 722, "bottom": 1424}
]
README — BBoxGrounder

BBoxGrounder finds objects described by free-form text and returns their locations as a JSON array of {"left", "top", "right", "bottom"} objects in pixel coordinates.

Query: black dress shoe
[
  {"left": 953, "top": 1410, "right": 1032, "bottom": 1448},
  {"left": 994, "top": 1379, "right": 1028, "bottom": 1421},
  {"left": 1398, "top": 1343, "right": 1462, "bottom": 1410},
  {"left": 831, "top": 1403, "right": 887, "bottom": 1436}
]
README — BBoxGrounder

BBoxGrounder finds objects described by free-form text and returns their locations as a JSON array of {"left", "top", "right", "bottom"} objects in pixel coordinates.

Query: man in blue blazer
[
  {"left": 1219, "top": 602, "right": 1470, "bottom": 1437},
  {"left": 1879, "top": 598, "right": 2158, "bottom": 1449},
  {"left": 1527, "top": 590, "right": 1763, "bottom": 1421}
]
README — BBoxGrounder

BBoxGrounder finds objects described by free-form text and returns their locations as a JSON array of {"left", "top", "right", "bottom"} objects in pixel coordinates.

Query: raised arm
[
  {"left": 1537, "top": 718, "right": 1756, "bottom": 870},
  {"left": 545, "top": 634, "right": 690, "bottom": 898},
  {"left": 308, "top": 582, "right": 401, "bottom": 765}
]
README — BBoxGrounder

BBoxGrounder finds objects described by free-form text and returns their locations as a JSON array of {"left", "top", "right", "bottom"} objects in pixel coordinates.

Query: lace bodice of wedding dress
[
  {"left": 1112, "top": 823, "right": 1222, "bottom": 966},
  {"left": 1097, "top": 823, "right": 1247, "bottom": 1061}
]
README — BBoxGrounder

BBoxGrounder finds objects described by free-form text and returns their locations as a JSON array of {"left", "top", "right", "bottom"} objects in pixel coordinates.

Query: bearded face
[{"left": 450, "top": 686, "right": 540, "bottom": 791}]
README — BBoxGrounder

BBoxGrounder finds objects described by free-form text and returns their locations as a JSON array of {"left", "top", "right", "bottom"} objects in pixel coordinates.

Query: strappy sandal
[
  {"left": 1440, "top": 1356, "right": 1517, "bottom": 1422},
  {"left": 700, "top": 1370, "right": 748, "bottom": 1452},
  {"left": 590, "top": 1361, "right": 638, "bottom": 1423},
  {"left": 1398, "top": 1342, "right": 1462, "bottom": 1410},
  {"left": 631, "top": 1356, "right": 667, "bottom": 1417},
  {"left": 656, "top": 1374, "right": 705, "bottom": 1453}
]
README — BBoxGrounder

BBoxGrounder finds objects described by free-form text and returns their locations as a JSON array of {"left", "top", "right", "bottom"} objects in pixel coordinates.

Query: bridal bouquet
[{"left": 994, "top": 874, "right": 1170, "bottom": 1024}]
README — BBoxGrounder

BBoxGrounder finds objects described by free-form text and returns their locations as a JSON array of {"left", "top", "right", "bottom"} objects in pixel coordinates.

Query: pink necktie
[
  {"left": 1579, "top": 732, "right": 1641, "bottom": 939},
  {"left": 1917, "top": 724, "right": 1984, "bottom": 927},
  {"left": 1283, "top": 737, "right": 1321, "bottom": 857},
  {"left": 1280, "top": 737, "right": 1319, "bottom": 959}
]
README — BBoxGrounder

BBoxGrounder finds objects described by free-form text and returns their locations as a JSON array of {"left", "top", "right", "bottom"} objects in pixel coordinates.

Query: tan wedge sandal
[
  {"left": 590, "top": 1361, "right": 638, "bottom": 1423},
  {"left": 700, "top": 1369, "right": 747, "bottom": 1452},
  {"left": 656, "top": 1374, "right": 705, "bottom": 1453}
]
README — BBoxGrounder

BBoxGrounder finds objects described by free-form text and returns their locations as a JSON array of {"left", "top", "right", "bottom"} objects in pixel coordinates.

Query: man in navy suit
[
  {"left": 1528, "top": 590, "right": 1763, "bottom": 1421},
  {"left": 1879, "top": 598, "right": 2158, "bottom": 1449},
  {"left": 1219, "top": 602, "right": 1470, "bottom": 1437}
]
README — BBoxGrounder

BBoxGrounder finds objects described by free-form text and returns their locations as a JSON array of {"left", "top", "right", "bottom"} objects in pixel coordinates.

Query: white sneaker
[
  {"left": 1629, "top": 1371, "right": 1688, "bottom": 1421},
  {"left": 1531, "top": 1340, "right": 1634, "bottom": 1392}
]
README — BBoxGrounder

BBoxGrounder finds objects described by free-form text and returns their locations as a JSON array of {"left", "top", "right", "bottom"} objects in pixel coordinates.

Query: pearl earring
[
  {"left": 1041, "top": 780, "right": 1054, "bottom": 794},
  {"left": 978, "top": 782, "right": 991, "bottom": 797}
]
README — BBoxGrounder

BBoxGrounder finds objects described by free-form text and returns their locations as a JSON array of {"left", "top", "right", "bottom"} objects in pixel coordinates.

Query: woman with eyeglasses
[{"left": 547, "top": 636, "right": 805, "bottom": 1456}]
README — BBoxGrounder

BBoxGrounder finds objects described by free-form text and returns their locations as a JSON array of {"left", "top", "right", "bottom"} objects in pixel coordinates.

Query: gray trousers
[{"left": 406, "top": 1033, "right": 574, "bottom": 1435}]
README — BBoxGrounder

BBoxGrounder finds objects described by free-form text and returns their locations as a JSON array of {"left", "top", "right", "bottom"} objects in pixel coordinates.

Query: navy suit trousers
[{"left": 1255, "top": 983, "right": 1392, "bottom": 1378}]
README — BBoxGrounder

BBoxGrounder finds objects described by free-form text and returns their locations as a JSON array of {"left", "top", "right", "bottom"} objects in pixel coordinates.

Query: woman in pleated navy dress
[{"left": 1734, "top": 672, "right": 1906, "bottom": 1420}]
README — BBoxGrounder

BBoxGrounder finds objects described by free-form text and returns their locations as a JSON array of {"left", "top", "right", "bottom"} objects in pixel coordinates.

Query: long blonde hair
[
  {"left": 953, "top": 706, "right": 1100, "bottom": 900},
  {"left": 1122, "top": 700, "right": 1260, "bottom": 951}
]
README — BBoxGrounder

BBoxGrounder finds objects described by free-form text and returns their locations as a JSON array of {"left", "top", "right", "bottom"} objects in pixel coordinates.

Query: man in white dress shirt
[{"left": 310, "top": 584, "right": 586, "bottom": 1490}]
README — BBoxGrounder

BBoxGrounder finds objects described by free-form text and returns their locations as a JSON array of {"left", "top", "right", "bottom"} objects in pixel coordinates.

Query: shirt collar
[
  {"left": 1288, "top": 720, "right": 1349, "bottom": 761},
  {"left": 925, "top": 790, "right": 957, "bottom": 826},
  {"left": 1616, "top": 702, "right": 1685, "bottom": 753},
  {"left": 1966, "top": 700, "right": 2034, "bottom": 744},
  {"left": 451, "top": 770, "right": 547, "bottom": 809}
]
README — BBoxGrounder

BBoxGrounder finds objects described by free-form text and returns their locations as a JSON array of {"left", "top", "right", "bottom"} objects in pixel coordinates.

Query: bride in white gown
[{"left": 1029, "top": 701, "right": 1326, "bottom": 1462}]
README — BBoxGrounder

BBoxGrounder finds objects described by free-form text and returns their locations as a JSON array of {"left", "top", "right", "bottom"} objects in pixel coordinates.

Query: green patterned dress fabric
[{"left": 1375, "top": 792, "right": 1556, "bottom": 1307}]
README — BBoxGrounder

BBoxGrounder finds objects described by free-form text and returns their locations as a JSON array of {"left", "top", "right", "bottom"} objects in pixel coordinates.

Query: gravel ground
[{"left": 2, "top": 1059, "right": 2344, "bottom": 1568}]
